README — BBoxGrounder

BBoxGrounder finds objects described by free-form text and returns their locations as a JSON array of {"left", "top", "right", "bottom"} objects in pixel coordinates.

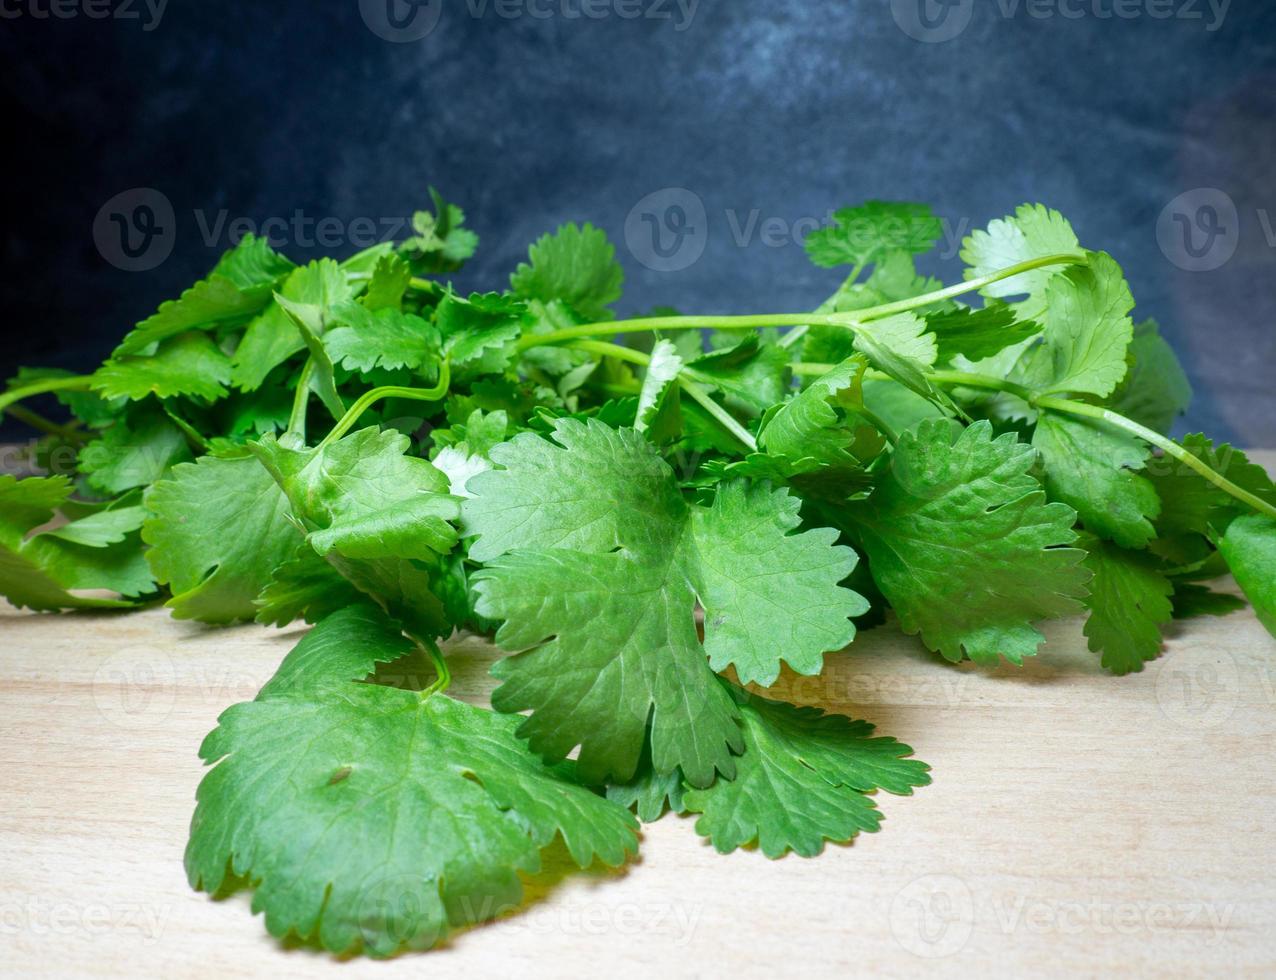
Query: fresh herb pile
[{"left": 3, "top": 196, "right": 1274, "bottom": 956}]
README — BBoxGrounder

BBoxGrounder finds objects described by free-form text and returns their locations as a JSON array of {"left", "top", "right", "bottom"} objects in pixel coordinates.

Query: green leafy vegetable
[{"left": 4, "top": 192, "right": 1271, "bottom": 959}]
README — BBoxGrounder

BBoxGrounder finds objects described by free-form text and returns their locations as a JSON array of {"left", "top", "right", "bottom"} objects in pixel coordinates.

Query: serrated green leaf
[
  {"left": 323, "top": 303, "right": 440, "bottom": 376},
  {"left": 510, "top": 223, "right": 623, "bottom": 320},
  {"left": 186, "top": 604, "right": 637, "bottom": 958},
  {"left": 1015, "top": 252, "right": 1134, "bottom": 398},
  {"left": 804, "top": 202, "right": 942, "bottom": 271},
  {"left": 961, "top": 204, "right": 1081, "bottom": 318},
  {"left": 1032, "top": 410, "right": 1160, "bottom": 549},
  {"left": 93, "top": 332, "right": 232, "bottom": 403},
  {"left": 1079, "top": 535, "right": 1173, "bottom": 675},
  {"left": 634, "top": 339, "right": 682, "bottom": 440},
  {"left": 683, "top": 690, "right": 930, "bottom": 858},
  {"left": 251, "top": 427, "right": 459, "bottom": 639},
  {"left": 359, "top": 253, "right": 413, "bottom": 311},
  {"left": 398, "top": 188, "right": 479, "bottom": 275},
  {"left": 435, "top": 291, "right": 528, "bottom": 370},
  {"left": 925, "top": 305, "right": 1040, "bottom": 363},
  {"left": 1108, "top": 320, "right": 1192, "bottom": 436},
  {"left": 78, "top": 409, "right": 193, "bottom": 494},
  {"left": 143, "top": 453, "right": 298, "bottom": 623},
  {"left": 232, "top": 260, "right": 354, "bottom": 391},
  {"left": 465, "top": 420, "right": 866, "bottom": 784},
  {"left": 0, "top": 476, "right": 154, "bottom": 610},
  {"left": 855, "top": 419, "right": 1089, "bottom": 665},
  {"left": 114, "top": 235, "right": 293, "bottom": 356}
]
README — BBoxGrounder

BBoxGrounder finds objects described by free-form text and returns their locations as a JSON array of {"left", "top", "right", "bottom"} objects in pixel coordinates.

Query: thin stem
[
  {"left": 4, "top": 405, "right": 85, "bottom": 441},
  {"left": 522, "top": 314, "right": 828, "bottom": 351},
  {"left": 318, "top": 360, "right": 451, "bottom": 449},
  {"left": 929, "top": 369, "right": 1036, "bottom": 404},
  {"left": 1035, "top": 396, "right": 1276, "bottom": 522},
  {"left": 923, "top": 368, "right": 1276, "bottom": 522},
  {"left": 515, "top": 253, "right": 1086, "bottom": 353},
  {"left": 680, "top": 378, "right": 758, "bottom": 452},
  {"left": 848, "top": 253, "right": 1084, "bottom": 322},
  {"left": 407, "top": 277, "right": 440, "bottom": 295},
  {"left": 418, "top": 636, "right": 451, "bottom": 698},
  {"left": 565, "top": 340, "right": 757, "bottom": 452},
  {"left": 286, "top": 359, "right": 317, "bottom": 441},
  {"left": 0, "top": 375, "right": 95, "bottom": 417}
]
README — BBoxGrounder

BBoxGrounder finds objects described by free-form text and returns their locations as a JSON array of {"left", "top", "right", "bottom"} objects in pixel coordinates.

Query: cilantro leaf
[
  {"left": 961, "top": 204, "right": 1081, "bottom": 317},
  {"left": 93, "top": 332, "right": 233, "bottom": 403},
  {"left": 683, "top": 689, "right": 930, "bottom": 858},
  {"left": 924, "top": 305, "right": 1040, "bottom": 363},
  {"left": 854, "top": 419, "right": 1089, "bottom": 665},
  {"left": 435, "top": 291, "right": 528, "bottom": 370},
  {"left": 143, "top": 453, "right": 299, "bottom": 623},
  {"left": 510, "top": 223, "right": 624, "bottom": 320},
  {"left": 1012, "top": 252, "right": 1134, "bottom": 398},
  {"left": 322, "top": 303, "right": 440, "bottom": 375},
  {"left": 113, "top": 235, "right": 293, "bottom": 356},
  {"left": 187, "top": 604, "right": 637, "bottom": 957},
  {"left": 232, "top": 260, "right": 354, "bottom": 391},
  {"left": 690, "top": 335, "right": 790, "bottom": 417},
  {"left": 634, "top": 339, "right": 682, "bottom": 439},
  {"left": 1079, "top": 535, "right": 1173, "bottom": 674},
  {"left": 804, "top": 202, "right": 942, "bottom": 271},
  {"left": 358, "top": 253, "right": 413, "bottom": 311},
  {"left": 78, "top": 409, "right": 193, "bottom": 494},
  {"left": 1032, "top": 410, "right": 1160, "bottom": 548},
  {"left": 253, "top": 549, "right": 363, "bottom": 628},
  {"left": 0, "top": 476, "right": 154, "bottom": 610},
  {"left": 398, "top": 188, "right": 479, "bottom": 274},
  {"left": 251, "top": 427, "right": 460, "bottom": 639},
  {"left": 465, "top": 419, "right": 865, "bottom": 784},
  {"left": 1217, "top": 515, "right": 1276, "bottom": 636},
  {"left": 1170, "top": 582, "right": 1246, "bottom": 620},
  {"left": 1148, "top": 436, "right": 1276, "bottom": 539},
  {"left": 1108, "top": 320, "right": 1192, "bottom": 435},
  {"left": 758, "top": 355, "right": 881, "bottom": 484}
]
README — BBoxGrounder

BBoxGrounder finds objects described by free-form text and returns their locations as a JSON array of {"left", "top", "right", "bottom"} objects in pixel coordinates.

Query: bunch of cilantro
[{"left": 2, "top": 194, "right": 1273, "bottom": 957}]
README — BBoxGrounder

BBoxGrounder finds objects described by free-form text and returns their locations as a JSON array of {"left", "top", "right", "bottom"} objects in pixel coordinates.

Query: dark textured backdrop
[{"left": 2, "top": 0, "right": 1273, "bottom": 441}]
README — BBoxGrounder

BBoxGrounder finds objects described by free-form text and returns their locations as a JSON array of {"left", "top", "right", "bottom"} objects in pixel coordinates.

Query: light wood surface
[{"left": 3, "top": 454, "right": 1276, "bottom": 978}]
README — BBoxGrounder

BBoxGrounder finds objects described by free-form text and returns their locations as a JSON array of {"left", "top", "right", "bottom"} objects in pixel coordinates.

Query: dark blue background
[{"left": 2, "top": 0, "right": 1273, "bottom": 441}]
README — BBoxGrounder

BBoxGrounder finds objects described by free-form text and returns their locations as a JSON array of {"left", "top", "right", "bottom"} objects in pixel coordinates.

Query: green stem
[
  {"left": 565, "top": 340, "right": 757, "bottom": 452},
  {"left": 1034, "top": 396, "right": 1276, "bottom": 522},
  {"left": 927, "top": 369, "right": 1276, "bottom": 522},
  {"left": 286, "top": 359, "right": 317, "bottom": 441},
  {"left": 4, "top": 405, "right": 85, "bottom": 441},
  {"left": 318, "top": 361, "right": 452, "bottom": 449},
  {"left": 418, "top": 636, "right": 451, "bottom": 698},
  {"left": 0, "top": 375, "right": 95, "bottom": 417},
  {"left": 516, "top": 253, "right": 1085, "bottom": 352}
]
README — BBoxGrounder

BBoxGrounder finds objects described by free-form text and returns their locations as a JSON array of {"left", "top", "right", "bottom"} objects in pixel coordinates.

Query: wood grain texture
[{"left": 3, "top": 454, "right": 1276, "bottom": 978}]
